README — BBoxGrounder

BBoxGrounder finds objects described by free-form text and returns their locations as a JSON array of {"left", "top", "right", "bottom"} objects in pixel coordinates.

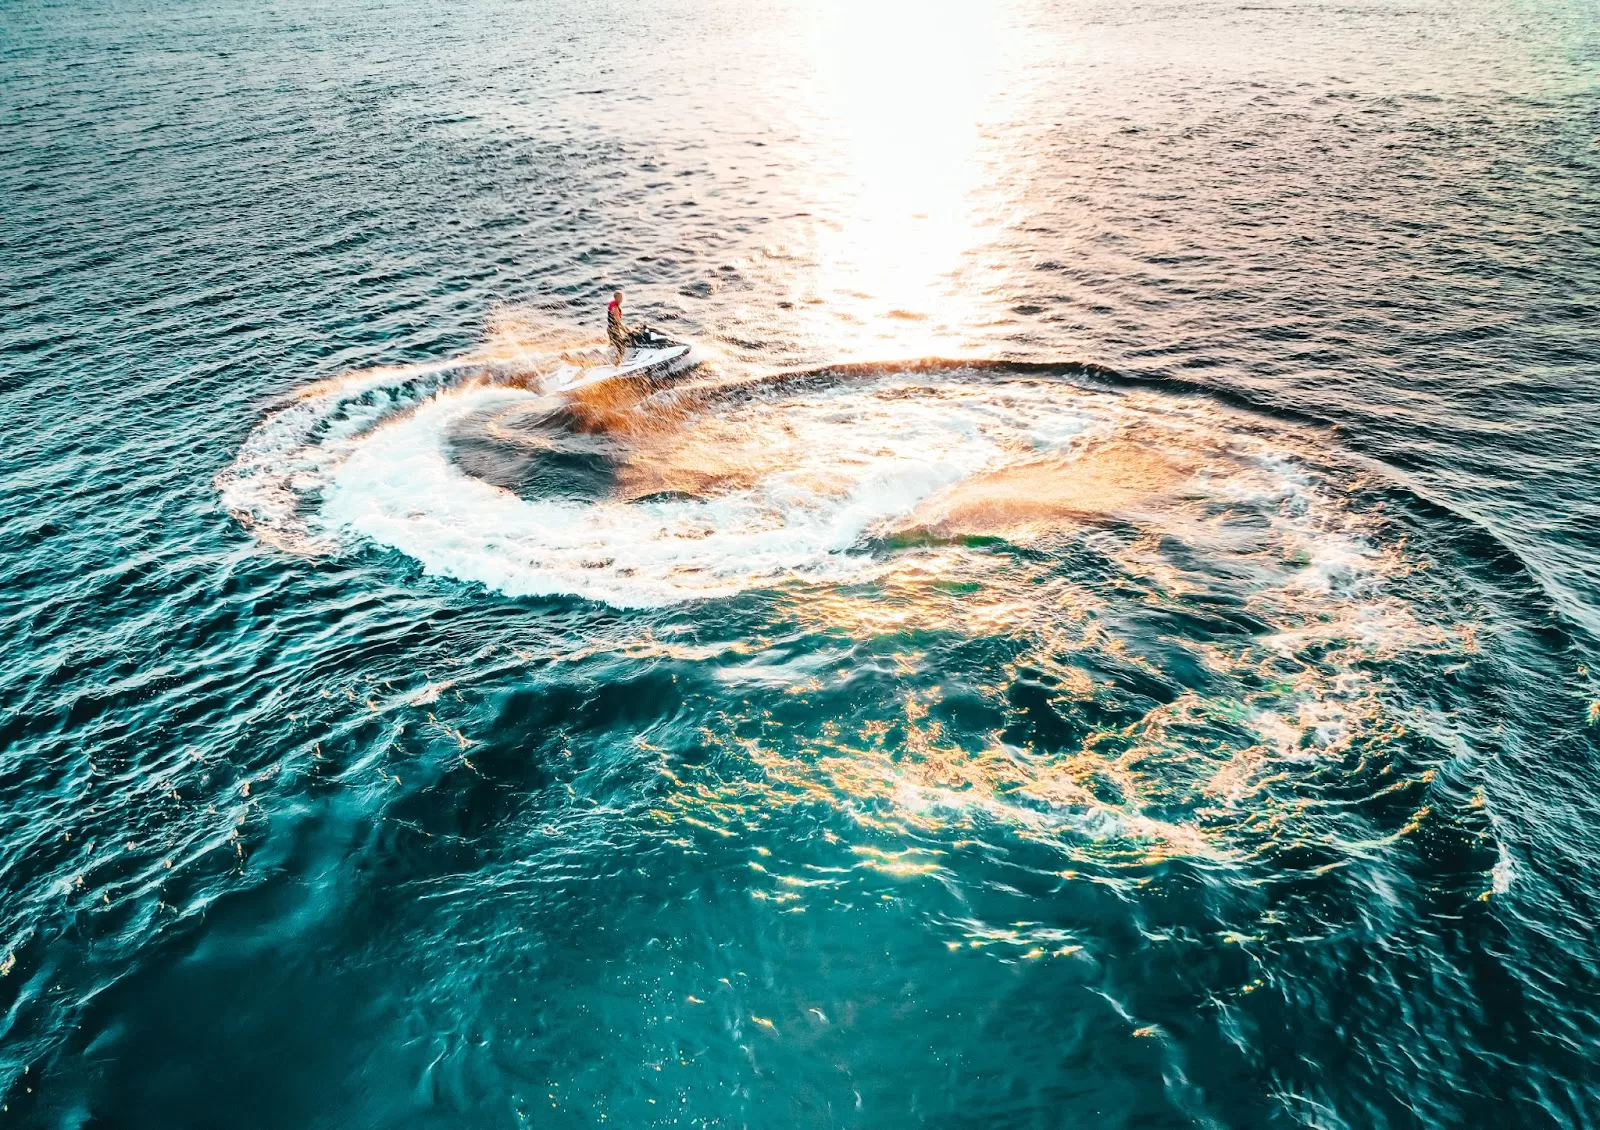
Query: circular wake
[
  {"left": 221, "top": 350, "right": 1387, "bottom": 611},
  {"left": 218, "top": 341, "right": 1505, "bottom": 912}
]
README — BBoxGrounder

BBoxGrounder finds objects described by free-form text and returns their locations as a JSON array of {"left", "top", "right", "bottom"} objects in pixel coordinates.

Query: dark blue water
[{"left": 3, "top": 0, "right": 1599, "bottom": 1125}]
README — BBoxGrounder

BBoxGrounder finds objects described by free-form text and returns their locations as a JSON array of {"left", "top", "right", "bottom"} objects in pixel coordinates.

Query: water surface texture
[{"left": 3, "top": 0, "right": 1600, "bottom": 1126}]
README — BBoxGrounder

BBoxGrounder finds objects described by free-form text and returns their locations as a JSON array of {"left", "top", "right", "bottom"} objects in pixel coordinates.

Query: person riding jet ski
[
  {"left": 607, "top": 290, "right": 628, "bottom": 364},
  {"left": 606, "top": 289, "right": 674, "bottom": 363}
]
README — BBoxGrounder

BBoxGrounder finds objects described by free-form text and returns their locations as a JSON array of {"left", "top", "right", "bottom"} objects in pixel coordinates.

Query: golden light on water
[
  {"left": 799, "top": 0, "right": 1027, "bottom": 353},
  {"left": 617, "top": 384, "right": 1466, "bottom": 899}
]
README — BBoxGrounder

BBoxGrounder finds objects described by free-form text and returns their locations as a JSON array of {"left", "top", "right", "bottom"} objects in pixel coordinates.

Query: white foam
[
  {"left": 318, "top": 381, "right": 1034, "bottom": 605},
  {"left": 1492, "top": 839, "right": 1515, "bottom": 895},
  {"left": 213, "top": 338, "right": 683, "bottom": 552},
  {"left": 215, "top": 358, "right": 480, "bottom": 551},
  {"left": 224, "top": 360, "right": 1394, "bottom": 610}
]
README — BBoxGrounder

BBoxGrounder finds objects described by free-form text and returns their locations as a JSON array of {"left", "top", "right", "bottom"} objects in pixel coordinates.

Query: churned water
[{"left": 3, "top": 0, "right": 1599, "bottom": 1125}]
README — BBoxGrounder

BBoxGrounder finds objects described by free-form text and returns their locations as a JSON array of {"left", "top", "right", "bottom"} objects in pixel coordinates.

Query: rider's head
[{"left": 613, "top": 290, "right": 623, "bottom": 302}]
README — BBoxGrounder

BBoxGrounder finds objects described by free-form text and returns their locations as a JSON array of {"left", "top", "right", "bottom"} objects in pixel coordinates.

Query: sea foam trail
[
  {"left": 215, "top": 337, "right": 617, "bottom": 553},
  {"left": 216, "top": 360, "right": 467, "bottom": 552},
  {"left": 223, "top": 353, "right": 1388, "bottom": 609},
  {"left": 322, "top": 379, "right": 1070, "bottom": 605}
]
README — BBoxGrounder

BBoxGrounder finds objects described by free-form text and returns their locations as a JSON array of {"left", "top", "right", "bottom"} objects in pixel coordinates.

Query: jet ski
[{"left": 543, "top": 326, "right": 699, "bottom": 396}]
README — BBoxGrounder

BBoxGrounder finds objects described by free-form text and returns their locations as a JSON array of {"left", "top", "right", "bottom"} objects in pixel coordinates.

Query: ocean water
[{"left": 3, "top": 0, "right": 1599, "bottom": 1125}]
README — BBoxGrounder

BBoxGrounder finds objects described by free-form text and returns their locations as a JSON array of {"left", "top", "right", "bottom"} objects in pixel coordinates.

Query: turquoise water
[{"left": 3, "top": 0, "right": 1600, "bottom": 1125}]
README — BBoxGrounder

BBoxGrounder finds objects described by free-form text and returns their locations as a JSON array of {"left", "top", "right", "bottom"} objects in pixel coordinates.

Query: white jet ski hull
[{"left": 542, "top": 344, "right": 695, "bottom": 395}]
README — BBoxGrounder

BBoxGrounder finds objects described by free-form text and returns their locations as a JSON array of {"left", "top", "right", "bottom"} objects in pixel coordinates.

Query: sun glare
[{"left": 802, "top": 0, "right": 1020, "bottom": 351}]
